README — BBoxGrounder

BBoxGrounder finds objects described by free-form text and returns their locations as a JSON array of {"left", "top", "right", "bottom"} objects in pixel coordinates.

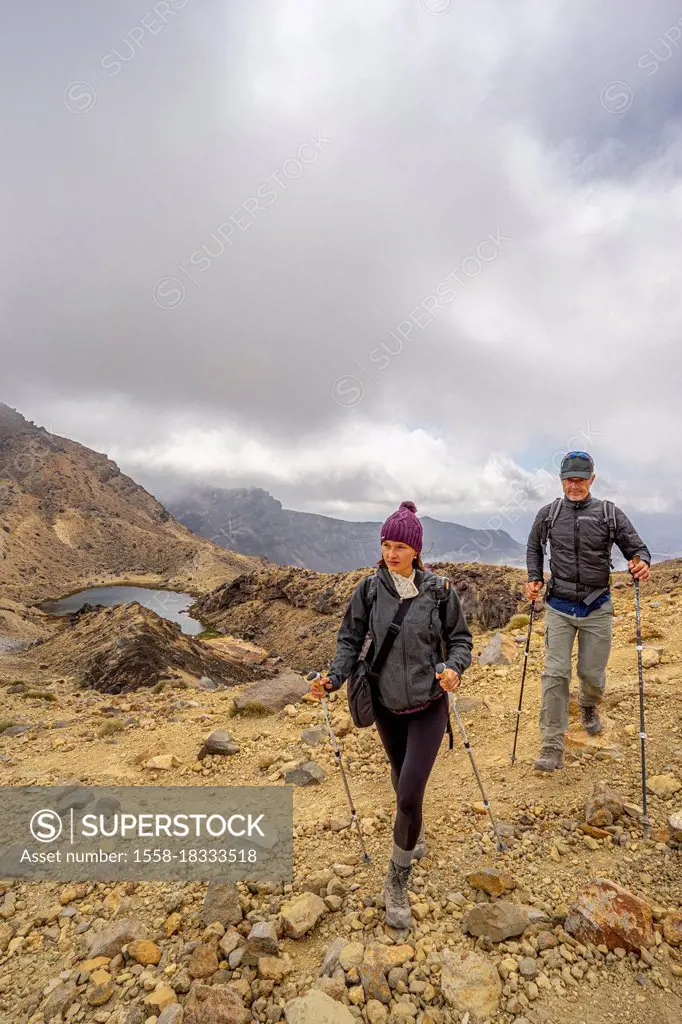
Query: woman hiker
[{"left": 309, "top": 501, "right": 473, "bottom": 929}]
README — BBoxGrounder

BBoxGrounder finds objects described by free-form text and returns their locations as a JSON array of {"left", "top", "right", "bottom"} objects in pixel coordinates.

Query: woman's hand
[
  {"left": 309, "top": 674, "right": 334, "bottom": 700},
  {"left": 436, "top": 666, "right": 460, "bottom": 692}
]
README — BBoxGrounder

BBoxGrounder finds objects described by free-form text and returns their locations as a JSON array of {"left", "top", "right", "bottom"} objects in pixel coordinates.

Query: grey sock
[{"left": 391, "top": 842, "right": 414, "bottom": 868}]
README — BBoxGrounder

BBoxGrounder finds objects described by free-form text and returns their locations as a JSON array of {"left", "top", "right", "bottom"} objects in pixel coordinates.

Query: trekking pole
[
  {"left": 436, "top": 664, "right": 507, "bottom": 853},
  {"left": 306, "top": 672, "right": 371, "bottom": 863},
  {"left": 510, "top": 600, "right": 536, "bottom": 766},
  {"left": 631, "top": 558, "right": 650, "bottom": 839}
]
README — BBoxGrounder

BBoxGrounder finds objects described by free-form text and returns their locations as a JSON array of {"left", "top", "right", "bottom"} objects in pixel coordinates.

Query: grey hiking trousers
[{"left": 540, "top": 599, "right": 614, "bottom": 750}]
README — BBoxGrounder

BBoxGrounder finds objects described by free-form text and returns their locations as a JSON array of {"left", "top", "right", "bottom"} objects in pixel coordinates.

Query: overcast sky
[{"left": 3, "top": 0, "right": 682, "bottom": 535}]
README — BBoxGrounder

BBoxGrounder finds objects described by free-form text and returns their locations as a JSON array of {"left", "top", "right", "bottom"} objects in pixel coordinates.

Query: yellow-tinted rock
[
  {"left": 86, "top": 969, "right": 114, "bottom": 1006},
  {"left": 144, "top": 983, "right": 178, "bottom": 1011},
  {"left": 127, "top": 939, "right": 162, "bottom": 966}
]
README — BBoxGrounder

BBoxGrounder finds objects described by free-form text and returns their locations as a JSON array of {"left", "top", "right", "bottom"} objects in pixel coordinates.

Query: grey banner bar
[{"left": 0, "top": 786, "right": 292, "bottom": 882}]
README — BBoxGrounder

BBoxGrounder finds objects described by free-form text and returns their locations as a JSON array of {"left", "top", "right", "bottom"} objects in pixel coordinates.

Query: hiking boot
[
  {"left": 581, "top": 704, "right": 602, "bottom": 735},
  {"left": 534, "top": 746, "right": 564, "bottom": 772},
  {"left": 383, "top": 860, "right": 412, "bottom": 929},
  {"left": 413, "top": 825, "right": 427, "bottom": 860}
]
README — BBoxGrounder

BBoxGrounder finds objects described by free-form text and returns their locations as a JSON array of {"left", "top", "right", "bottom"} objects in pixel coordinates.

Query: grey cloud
[{"left": 2, "top": 0, "right": 681, "bottom": 522}]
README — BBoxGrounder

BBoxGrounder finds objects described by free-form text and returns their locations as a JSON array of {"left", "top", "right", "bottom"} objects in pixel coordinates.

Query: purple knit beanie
[{"left": 381, "top": 501, "right": 423, "bottom": 553}]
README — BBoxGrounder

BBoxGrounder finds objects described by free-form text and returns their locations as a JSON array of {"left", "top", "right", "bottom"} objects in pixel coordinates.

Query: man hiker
[{"left": 526, "top": 451, "right": 651, "bottom": 771}]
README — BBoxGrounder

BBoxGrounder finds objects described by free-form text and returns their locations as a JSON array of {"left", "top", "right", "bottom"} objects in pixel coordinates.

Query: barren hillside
[{"left": 0, "top": 404, "right": 258, "bottom": 637}]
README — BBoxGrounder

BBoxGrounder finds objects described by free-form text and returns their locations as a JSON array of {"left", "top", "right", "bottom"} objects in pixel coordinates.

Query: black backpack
[
  {"left": 365, "top": 572, "right": 455, "bottom": 749},
  {"left": 541, "top": 497, "right": 617, "bottom": 569}
]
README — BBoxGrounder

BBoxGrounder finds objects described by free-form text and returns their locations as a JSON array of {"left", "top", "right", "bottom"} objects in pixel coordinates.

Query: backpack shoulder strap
[
  {"left": 365, "top": 572, "right": 379, "bottom": 607},
  {"left": 542, "top": 497, "right": 563, "bottom": 555},
  {"left": 603, "top": 500, "right": 617, "bottom": 568}
]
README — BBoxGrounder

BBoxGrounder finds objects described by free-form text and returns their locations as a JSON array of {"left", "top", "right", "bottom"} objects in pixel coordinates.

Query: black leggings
[{"left": 373, "top": 695, "right": 449, "bottom": 852}]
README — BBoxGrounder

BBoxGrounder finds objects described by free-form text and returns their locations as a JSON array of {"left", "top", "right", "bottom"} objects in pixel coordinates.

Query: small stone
[
  {"left": 338, "top": 942, "right": 364, "bottom": 970},
  {"left": 157, "top": 1006, "right": 184, "bottom": 1024},
  {"left": 359, "top": 963, "right": 391, "bottom": 1005},
  {"left": 184, "top": 983, "right": 250, "bottom": 1024},
  {"left": 348, "top": 985, "right": 365, "bottom": 1006},
  {"left": 127, "top": 940, "right": 161, "bottom": 966},
  {"left": 201, "top": 730, "right": 240, "bottom": 757},
  {"left": 258, "top": 957, "right": 291, "bottom": 983},
  {"left": 219, "top": 928, "right": 242, "bottom": 958},
  {"left": 366, "top": 999, "right": 388, "bottom": 1024},
  {"left": 321, "top": 938, "right": 348, "bottom": 977},
  {"left": 518, "top": 957, "right": 537, "bottom": 979},
  {"left": 536, "top": 931, "right": 557, "bottom": 951},
  {"left": 144, "top": 984, "right": 178, "bottom": 1012},
  {"left": 585, "top": 781, "right": 624, "bottom": 827},
  {"left": 144, "top": 754, "right": 181, "bottom": 770},
  {"left": 284, "top": 761, "right": 326, "bottom": 786},
  {"left": 284, "top": 988, "right": 356, "bottom": 1023},
  {"left": 281, "top": 893, "right": 327, "bottom": 939},
  {"left": 42, "top": 981, "right": 77, "bottom": 1020},
  {"left": 668, "top": 809, "right": 682, "bottom": 843},
  {"left": 88, "top": 919, "right": 147, "bottom": 959},
  {"left": 300, "top": 728, "right": 326, "bottom": 746},
  {"left": 662, "top": 911, "right": 682, "bottom": 947},
  {"left": 87, "top": 969, "right": 115, "bottom": 1006},
  {"left": 242, "top": 921, "right": 279, "bottom": 964},
  {"left": 440, "top": 948, "right": 502, "bottom": 1019},
  {"left": 202, "top": 882, "right": 243, "bottom": 927},
  {"left": 647, "top": 775, "right": 681, "bottom": 800},
  {"left": 478, "top": 633, "right": 517, "bottom": 666},
  {"left": 466, "top": 868, "right": 517, "bottom": 897},
  {"left": 187, "top": 943, "right": 219, "bottom": 979}
]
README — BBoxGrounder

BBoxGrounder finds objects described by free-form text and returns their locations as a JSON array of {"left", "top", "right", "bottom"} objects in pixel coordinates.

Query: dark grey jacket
[
  {"left": 527, "top": 495, "right": 650, "bottom": 603},
  {"left": 327, "top": 566, "right": 473, "bottom": 712}
]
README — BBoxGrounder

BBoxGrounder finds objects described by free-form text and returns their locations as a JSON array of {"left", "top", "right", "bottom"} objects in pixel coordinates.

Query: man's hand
[
  {"left": 629, "top": 558, "right": 651, "bottom": 582},
  {"left": 526, "top": 580, "right": 543, "bottom": 602},
  {"left": 436, "top": 666, "right": 460, "bottom": 692}
]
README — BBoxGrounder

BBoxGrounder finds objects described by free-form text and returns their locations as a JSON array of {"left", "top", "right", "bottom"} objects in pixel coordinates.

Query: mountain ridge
[{"left": 169, "top": 485, "right": 526, "bottom": 572}]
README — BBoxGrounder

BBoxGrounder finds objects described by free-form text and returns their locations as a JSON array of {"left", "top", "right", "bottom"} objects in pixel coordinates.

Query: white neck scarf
[{"left": 389, "top": 568, "right": 419, "bottom": 599}]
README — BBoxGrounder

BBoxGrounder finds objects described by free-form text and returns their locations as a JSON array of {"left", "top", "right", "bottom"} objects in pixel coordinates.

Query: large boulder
[
  {"left": 440, "top": 948, "right": 502, "bottom": 1021},
  {"left": 565, "top": 879, "right": 654, "bottom": 952},
  {"left": 478, "top": 632, "right": 517, "bottom": 666},
  {"left": 233, "top": 669, "right": 309, "bottom": 713}
]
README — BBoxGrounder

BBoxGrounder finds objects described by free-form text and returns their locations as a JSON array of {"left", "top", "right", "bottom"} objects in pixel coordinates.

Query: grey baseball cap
[{"left": 560, "top": 451, "right": 594, "bottom": 479}]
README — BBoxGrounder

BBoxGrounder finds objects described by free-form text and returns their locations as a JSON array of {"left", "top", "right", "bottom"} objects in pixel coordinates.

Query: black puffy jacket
[
  {"left": 527, "top": 495, "right": 650, "bottom": 603},
  {"left": 327, "top": 566, "right": 472, "bottom": 712}
]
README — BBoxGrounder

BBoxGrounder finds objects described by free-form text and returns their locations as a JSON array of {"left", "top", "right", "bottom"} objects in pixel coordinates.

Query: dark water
[{"left": 40, "top": 586, "right": 204, "bottom": 636}]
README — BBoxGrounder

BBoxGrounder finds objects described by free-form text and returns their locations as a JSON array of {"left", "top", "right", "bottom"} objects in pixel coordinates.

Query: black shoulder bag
[{"left": 347, "top": 598, "right": 414, "bottom": 728}]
